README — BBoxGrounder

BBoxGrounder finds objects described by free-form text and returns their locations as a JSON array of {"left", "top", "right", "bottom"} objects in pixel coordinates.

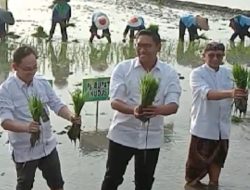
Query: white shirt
[
  {"left": 0, "top": 73, "right": 65, "bottom": 162},
  {"left": 108, "top": 58, "right": 181, "bottom": 149},
  {"left": 190, "top": 64, "right": 234, "bottom": 140}
]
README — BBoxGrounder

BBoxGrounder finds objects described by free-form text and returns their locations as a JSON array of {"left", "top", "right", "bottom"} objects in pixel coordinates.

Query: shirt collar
[
  {"left": 203, "top": 63, "right": 220, "bottom": 73},
  {"left": 134, "top": 57, "right": 162, "bottom": 72},
  {"left": 13, "top": 72, "right": 33, "bottom": 88}
]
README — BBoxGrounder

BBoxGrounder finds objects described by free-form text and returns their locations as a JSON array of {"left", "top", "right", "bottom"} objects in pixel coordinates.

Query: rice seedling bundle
[
  {"left": 139, "top": 73, "right": 159, "bottom": 122},
  {"left": 28, "top": 96, "right": 43, "bottom": 147},
  {"left": 68, "top": 88, "right": 86, "bottom": 143},
  {"left": 232, "top": 64, "right": 250, "bottom": 117}
]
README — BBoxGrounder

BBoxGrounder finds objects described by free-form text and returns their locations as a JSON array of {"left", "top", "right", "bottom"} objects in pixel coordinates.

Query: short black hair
[
  {"left": 203, "top": 42, "right": 225, "bottom": 53},
  {"left": 13, "top": 45, "right": 38, "bottom": 64},
  {"left": 136, "top": 29, "right": 161, "bottom": 44}
]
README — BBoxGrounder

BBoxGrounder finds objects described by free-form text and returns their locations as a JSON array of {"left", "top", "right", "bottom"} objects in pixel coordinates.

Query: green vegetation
[
  {"left": 67, "top": 88, "right": 86, "bottom": 143},
  {"left": 28, "top": 96, "right": 43, "bottom": 147},
  {"left": 140, "top": 73, "right": 159, "bottom": 108}
]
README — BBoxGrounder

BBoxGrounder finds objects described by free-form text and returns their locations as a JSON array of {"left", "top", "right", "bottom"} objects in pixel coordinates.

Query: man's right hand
[
  {"left": 26, "top": 121, "right": 40, "bottom": 133},
  {"left": 232, "top": 88, "right": 248, "bottom": 99},
  {"left": 133, "top": 106, "right": 148, "bottom": 122}
]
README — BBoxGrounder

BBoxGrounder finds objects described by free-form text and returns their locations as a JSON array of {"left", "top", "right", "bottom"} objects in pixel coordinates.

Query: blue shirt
[
  {"left": 181, "top": 14, "right": 196, "bottom": 28},
  {"left": 52, "top": 2, "right": 71, "bottom": 22},
  {"left": 0, "top": 73, "right": 66, "bottom": 162},
  {"left": 236, "top": 15, "right": 250, "bottom": 27}
]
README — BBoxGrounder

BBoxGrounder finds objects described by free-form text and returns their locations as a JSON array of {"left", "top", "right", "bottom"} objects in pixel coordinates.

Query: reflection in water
[
  {"left": 79, "top": 130, "right": 108, "bottom": 154},
  {"left": 226, "top": 42, "right": 250, "bottom": 66},
  {"left": 0, "top": 42, "right": 10, "bottom": 83},
  {"left": 48, "top": 42, "right": 70, "bottom": 88},
  {"left": 89, "top": 43, "right": 111, "bottom": 72},
  {"left": 79, "top": 123, "right": 175, "bottom": 155},
  {"left": 176, "top": 41, "right": 202, "bottom": 68},
  {"left": 184, "top": 183, "right": 219, "bottom": 190},
  {"left": 121, "top": 42, "right": 136, "bottom": 60}
]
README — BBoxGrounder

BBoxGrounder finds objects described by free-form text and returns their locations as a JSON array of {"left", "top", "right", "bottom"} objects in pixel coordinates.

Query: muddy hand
[
  {"left": 71, "top": 115, "right": 81, "bottom": 125},
  {"left": 233, "top": 88, "right": 248, "bottom": 99},
  {"left": 27, "top": 121, "right": 40, "bottom": 133},
  {"left": 134, "top": 105, "right": 148, "bottom": 122}
]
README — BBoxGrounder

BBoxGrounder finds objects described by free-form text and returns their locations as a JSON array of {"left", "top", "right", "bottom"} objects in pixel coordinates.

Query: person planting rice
[
  {"left": 101, "top": 25, "right": 181, "bottom": 190},
  {"left": 89, "top": 11, "right": 111, "bottom": 43},
  {"left": 179, "top": 14, "right": 209, "bottom": 42},
  {"left": 229, "top": 14, "right": 250, "bottom": 43},
  {"left": 122, "top": 15, "right": 145, "bottom": 43},
  {"left": 0, "top": 8, "right": 15, "bottom": 40},
  {"left": 0, "top": 45, "right": 81, "bottom": 190},
  {"left": 48, "top": 0, "right": 71, "bottom": 42},
  {"left": 185, "top": 42, "right": 248, "bottom": 188}
]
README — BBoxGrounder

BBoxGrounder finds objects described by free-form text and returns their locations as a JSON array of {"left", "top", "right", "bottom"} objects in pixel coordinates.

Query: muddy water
[
  {"left": 0, "top": 0, "right": 250, "bottom": 190},
  {"left": 178, "top": 0, "right": 250, "bottom": 10}
]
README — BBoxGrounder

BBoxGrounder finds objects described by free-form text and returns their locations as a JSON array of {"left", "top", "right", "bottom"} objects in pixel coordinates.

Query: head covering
[
  {"left": 0, "top": 8, "right": 15, "bottom": 25},
  {"left": 94, "top": 14, "right": 110, "bottom": 30},
  {"left": 128, "top": 16, "right": 144, "bottom": 28},
  {"left": 196, "top": 15, "right": 209, "bottom": 31}
]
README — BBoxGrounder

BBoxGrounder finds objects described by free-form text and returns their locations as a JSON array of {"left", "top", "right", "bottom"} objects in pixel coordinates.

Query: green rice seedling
[
  {"left": 68, "top": 88, "right": 86, "bottom": 143},
  {"left": 28, "top": 96, "right": 43, "bottom": 147},
  {"left": 232, "top": 64, "right": 250, "bottom": 117},
  {"left": 139, "top": 73, "right": 159, "bottom": 122}
]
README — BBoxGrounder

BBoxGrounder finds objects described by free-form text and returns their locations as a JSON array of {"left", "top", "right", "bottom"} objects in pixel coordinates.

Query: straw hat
[
  {"left": 0, "top": 8, "right": 15, "bottom": 25},
  {"left": 196, "top": 15, "right": 209, "bottom": 31},
  {"left": 128, "top": 16, "right": 144, "bottom": 28},
  {"left": 94, "top": 15, "right": 110, "bottom": 30}
]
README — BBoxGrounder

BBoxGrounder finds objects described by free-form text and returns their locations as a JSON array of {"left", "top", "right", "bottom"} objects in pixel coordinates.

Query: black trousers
[
  {"left": 49, "top": 20, "right": 68, "bottom": 41},
  {"left": 101, "top": 140, "right": 160, "bottom": 190},
  {"left": 14, "top": 148, "right": 64, "bottom": 190},
  {"left": 179, "top": 20, "right": 198, "bottom": 42},
  {"left": 230, "top": 21, "right": 250, "bottom": 42}
]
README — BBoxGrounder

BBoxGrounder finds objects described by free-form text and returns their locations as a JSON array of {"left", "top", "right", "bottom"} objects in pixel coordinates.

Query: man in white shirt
[
  {"left": 185, "top": 42, "right": 248, "bottom": 188},
  {"left": 101, "top": 28, "right": 181, "bottom": 190},
  {"left": 0, "top": 45, "right": 81, "bottom": 190}
]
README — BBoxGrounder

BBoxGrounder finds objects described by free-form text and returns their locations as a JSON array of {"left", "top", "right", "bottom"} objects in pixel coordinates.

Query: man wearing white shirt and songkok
[
  {"left": 101, "top": 27, "right": 181, "bottom": 190},
  {"left": 185, "top": 42, "right": 248, "bottom": 188},
  {"left": 0, "top": 45, "right": 81, "bottom": 190}
]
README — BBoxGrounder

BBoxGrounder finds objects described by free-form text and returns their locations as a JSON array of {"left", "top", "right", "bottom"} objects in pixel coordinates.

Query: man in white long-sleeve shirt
[
  {"left": 0, "top": 45, "right": 80, "bottom": 190},
  {"left": 185, "top": 42, "right": 248, "bottom": 188},
  {"left": 101, "top": 28, "right": 181, "bottom": 190}
]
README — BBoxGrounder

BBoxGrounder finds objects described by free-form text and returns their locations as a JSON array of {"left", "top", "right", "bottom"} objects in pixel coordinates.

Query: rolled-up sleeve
[
  {"left": 190, "top": 69, "right": 211, "bottom": 100},
  {"left": 44, "top": 82, "right": 65, "bottom": 114},
  {"left": 164, "top": 71, "right": 182, "bottom": 105},
  {"left": 109, "top": 64, "right": 126, "bottom": 101},
  {"left": 0, "top": 86, "right": 14, "bottom": 125}
]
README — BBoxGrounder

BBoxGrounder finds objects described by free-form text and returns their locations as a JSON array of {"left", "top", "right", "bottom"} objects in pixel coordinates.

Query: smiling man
[
  {"left": 185, "top": 42, "right": 248, "bottom": 188},
  {"left": 101, "top": 27, "right": 181, "bottom": 190},
  {"left": 0, "top": 45, "right": 81, "bottom": 190}
]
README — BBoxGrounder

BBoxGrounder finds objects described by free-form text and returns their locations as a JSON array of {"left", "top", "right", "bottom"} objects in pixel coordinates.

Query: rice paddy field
[{"left": 0, "top": 0, "right": 250, "bottom": 189}]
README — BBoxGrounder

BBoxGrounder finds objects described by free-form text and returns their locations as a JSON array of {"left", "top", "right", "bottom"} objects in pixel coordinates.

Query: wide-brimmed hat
[
  {"left": 128, "top": 16, "right": 144, "bottom": 28},
  {"left": 0, "top": 8, "right": 15, "bottom": 25},
  {"left": 94, "top": 15, "right": 110, "bottom": 30},
  {"left": 196, "top": 15, "right": 209, "bottom": 31}
]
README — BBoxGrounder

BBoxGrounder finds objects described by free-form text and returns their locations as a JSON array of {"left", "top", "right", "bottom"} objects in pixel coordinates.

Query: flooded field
[
  {"left": 178, "top": 0, "right": 250, "bottom": 10},
  {"left": 0, "top": 0, "right": 250, "bottom": 189}
]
